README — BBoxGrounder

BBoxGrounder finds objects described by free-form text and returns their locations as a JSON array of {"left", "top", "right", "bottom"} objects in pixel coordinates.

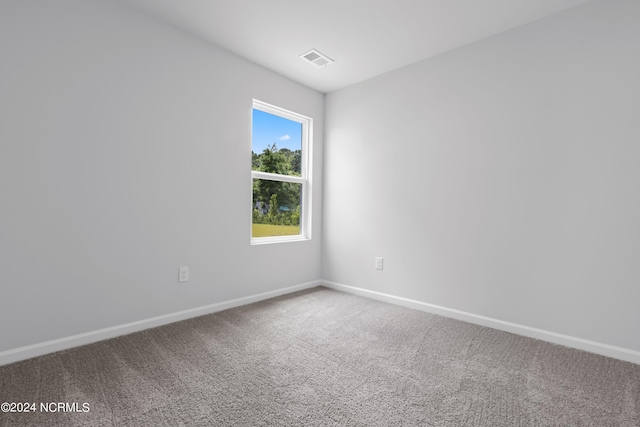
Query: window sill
[{"left": 251, "top": 235, "right": 310, "bottom": 245}]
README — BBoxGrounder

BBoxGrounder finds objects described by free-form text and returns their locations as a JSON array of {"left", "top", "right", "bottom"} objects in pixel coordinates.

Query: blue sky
[{"left": 252, "top": 109, "right": 302, "bottom": 153}]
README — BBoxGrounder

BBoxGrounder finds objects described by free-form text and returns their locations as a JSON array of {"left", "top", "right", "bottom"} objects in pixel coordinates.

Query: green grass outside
[{"left": 252, "top": 223, "right": 300, "bottom": 238}]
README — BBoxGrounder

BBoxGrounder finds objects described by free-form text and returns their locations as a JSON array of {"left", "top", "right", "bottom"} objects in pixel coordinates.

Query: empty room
[{"left": 1, "top": 0, "right": 639, "bottom": 425}]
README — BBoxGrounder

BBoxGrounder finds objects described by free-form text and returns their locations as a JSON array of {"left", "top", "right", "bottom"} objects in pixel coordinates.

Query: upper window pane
[{"left": 252, "top": 109, "right": 302, "bottom": 176}]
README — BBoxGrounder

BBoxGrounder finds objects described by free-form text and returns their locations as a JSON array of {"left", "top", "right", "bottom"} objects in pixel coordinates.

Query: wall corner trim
[
  {"left": 0, "top": 280, "right": 322, "bottom": 367},
  {"left": 321, "top": 281, "right": 640, "bottom": 366}
]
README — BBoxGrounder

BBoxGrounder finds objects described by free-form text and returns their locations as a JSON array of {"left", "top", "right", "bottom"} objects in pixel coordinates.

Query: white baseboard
[
  {"left": 322, "top": 281, "right": 640, "bottom": 365},
  {"left": 0, "top": 280, "right": 322, "bottom": 367}
]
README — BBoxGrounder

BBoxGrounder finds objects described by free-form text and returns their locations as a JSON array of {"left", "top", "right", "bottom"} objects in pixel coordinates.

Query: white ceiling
[{"left": 118, "top": 0, "right": 593, "bottom": 93}]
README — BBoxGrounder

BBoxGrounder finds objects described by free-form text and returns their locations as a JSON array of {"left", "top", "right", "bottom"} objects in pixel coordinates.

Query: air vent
[{"left": 300, "top": 49, "right": 334, "bottom": 68}]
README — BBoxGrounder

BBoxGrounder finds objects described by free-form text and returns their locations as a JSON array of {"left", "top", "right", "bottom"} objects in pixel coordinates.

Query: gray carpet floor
[{"left": 1, "top": 286, "right": 639, "bottom": 426}]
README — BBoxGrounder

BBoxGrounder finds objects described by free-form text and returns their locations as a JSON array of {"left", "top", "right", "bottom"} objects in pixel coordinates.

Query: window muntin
[{"left": 251, "top": 100, "right": 311, "bottom": 243}]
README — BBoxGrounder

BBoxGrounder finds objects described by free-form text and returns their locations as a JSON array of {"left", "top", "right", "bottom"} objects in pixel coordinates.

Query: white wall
[
  {"left": 0, "top": 0, "right": 323, "bottom": 354},
  {"left": 323, "top": 0, "right": 640, "bottom": 353}
]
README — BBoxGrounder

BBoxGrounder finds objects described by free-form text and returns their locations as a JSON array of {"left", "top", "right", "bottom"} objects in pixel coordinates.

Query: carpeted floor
[{"left": 1, "top": 286, "right": 639, "bottom": 426}]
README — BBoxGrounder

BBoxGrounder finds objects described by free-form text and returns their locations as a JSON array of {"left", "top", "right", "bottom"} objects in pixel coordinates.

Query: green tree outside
[{"left": 252, "top": 143, "right": 302, "bottom": 235}]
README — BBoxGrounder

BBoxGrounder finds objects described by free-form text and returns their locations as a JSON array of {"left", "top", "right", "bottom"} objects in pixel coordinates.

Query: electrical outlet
[
  {"left": 375, "top": 257, "right": 384, "bottom": 270},
  {"left": 179, "top": 266, "right": 189, "bottom": 282}
]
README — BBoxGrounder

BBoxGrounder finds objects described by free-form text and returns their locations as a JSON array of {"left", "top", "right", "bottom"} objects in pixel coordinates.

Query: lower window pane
[{"left": 252, "top": 179, "right": 302, "bottom": 238}]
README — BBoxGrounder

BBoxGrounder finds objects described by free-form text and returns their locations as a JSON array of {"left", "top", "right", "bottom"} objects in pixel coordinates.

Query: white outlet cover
[{"left": 179, "top": 266, "right": 189, "bottom": 282}]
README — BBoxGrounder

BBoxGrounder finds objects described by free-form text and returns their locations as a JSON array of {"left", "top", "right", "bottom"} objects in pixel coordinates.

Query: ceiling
[{"left": 118, "top": 0, "right": 593, "bottom": 93}]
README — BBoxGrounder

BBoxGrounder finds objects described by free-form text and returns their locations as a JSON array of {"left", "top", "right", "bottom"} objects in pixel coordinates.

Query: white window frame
[{"left": 251, "top": 100, "right": 312, "bottom": 245}]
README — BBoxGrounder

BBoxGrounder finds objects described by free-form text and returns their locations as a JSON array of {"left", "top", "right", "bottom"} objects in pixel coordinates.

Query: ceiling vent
[{"left": 300, "top": 49, "right": 334, "bottom": 68}]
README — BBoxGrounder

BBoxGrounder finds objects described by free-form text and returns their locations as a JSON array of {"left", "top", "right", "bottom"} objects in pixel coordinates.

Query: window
[{"left": 251, "top": 100, "right": 312, "bottom": 243}]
